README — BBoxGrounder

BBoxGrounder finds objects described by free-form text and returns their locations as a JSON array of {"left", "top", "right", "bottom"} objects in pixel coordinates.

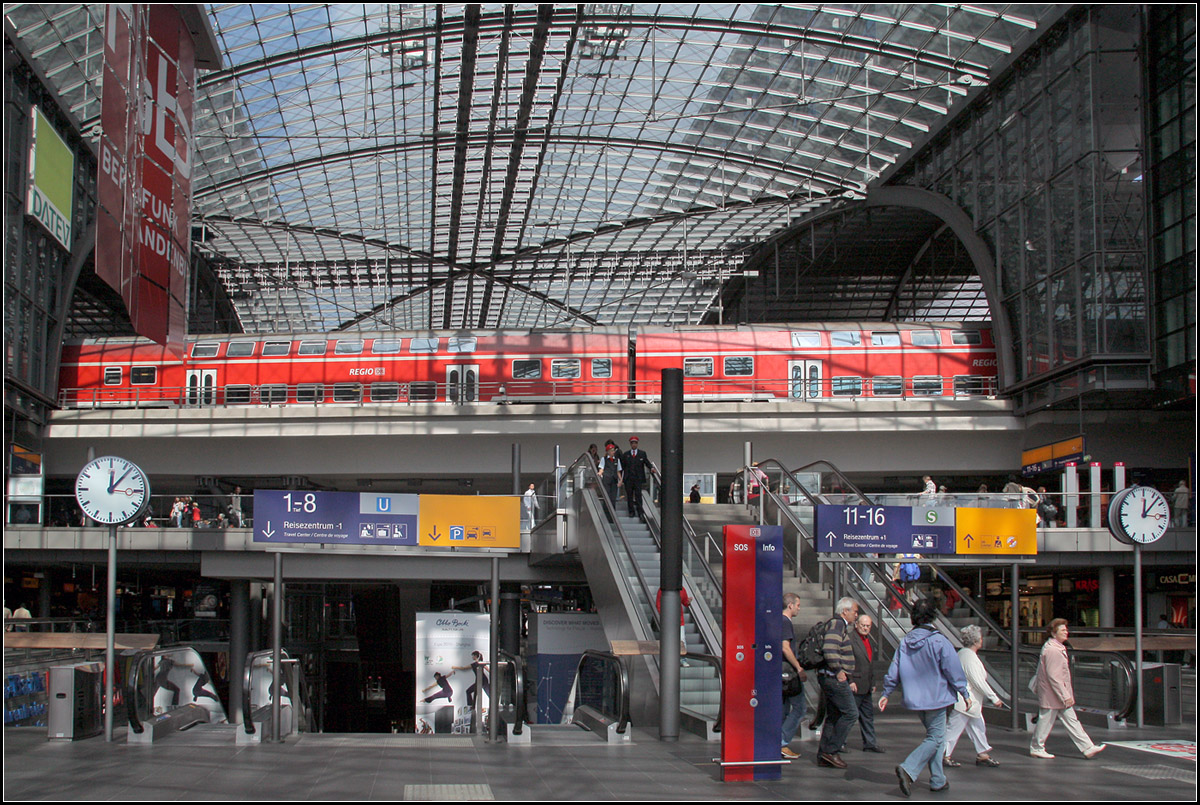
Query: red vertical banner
[{"left": 97, "top": 4, "right": 193, "bottom": 356}]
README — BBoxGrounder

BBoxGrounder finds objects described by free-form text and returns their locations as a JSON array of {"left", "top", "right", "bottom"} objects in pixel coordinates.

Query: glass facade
[
  {"left": 894, "top": 7, "right": 1157, "bottom": 412},
  {"left": 1146, "top": 5, "right": 1197, "bottom": 406}
]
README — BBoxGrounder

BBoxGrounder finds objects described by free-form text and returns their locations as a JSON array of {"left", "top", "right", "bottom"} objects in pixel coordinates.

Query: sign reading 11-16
[{"left": 815, "top": 504, "right": 957, "bottom": 554}]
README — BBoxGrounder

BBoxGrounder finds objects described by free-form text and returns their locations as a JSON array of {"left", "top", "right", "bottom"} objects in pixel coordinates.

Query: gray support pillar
[
  {"left": 1064, "top": 465, "right": 1078, "bottom": 528},
  {"left": 1134, "top": 545, "right": 1144, "bottom": 728},
  {"left": 743, "top": 442, "right": 752, "bottom": 510},
  {"left": 38, "top": 569, "right": 52, "bottom": 623},
  {"left": 1010, "top": 562, "right": 1020, "bottom": 731},
  {"left": 271, "top": 553, "right": 283, "bottom": 742},
  {"left": 659, "top": 368, "right": 683, "bottom": 742},
  {"left": 1098, "top": 566, "right": 1116, "bottom": 628},
  {"left": 512, "top": 443, "right": 521, "bottom": 495},
  {"left": 500, "top": 586, "right": 521, "bottom": 657},
  {"left": 250, "top": 583, "right": 263, "bottom": 651},
  {"left": 229, "top": 580, "right": 249, "bottom": 725},
  {"left": 1089, "top": 462, "right": 1102, "bottom": 528},
  {"left": 489, "top": 557, "right": 500, "bottom": 742}
]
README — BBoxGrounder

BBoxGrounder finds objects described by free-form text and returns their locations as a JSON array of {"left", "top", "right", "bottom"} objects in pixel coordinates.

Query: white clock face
[
  {"left": 75, "top": 456, "right": 150, "bottom": 525},
  {"left": 1117, "top": 486, "right": 1170, "bottom": 544}
]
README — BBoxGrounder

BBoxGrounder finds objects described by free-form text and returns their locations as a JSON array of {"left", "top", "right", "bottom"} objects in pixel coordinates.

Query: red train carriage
[{"left": 57, "top": 322, "right": 997, "bottom": 408}]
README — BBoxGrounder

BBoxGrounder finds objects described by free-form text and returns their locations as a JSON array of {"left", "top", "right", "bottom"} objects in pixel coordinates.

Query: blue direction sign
[
  {"left": 815, "top": 504, "right": 956, "bottom": 554},
  {"left": 254, "top": 490, "right": 419, "bottom": 546}
]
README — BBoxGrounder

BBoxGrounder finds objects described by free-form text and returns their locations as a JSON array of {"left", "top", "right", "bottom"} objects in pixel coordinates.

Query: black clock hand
[{"left": 110, "top": 465, "right": 135, "bottom": 493}]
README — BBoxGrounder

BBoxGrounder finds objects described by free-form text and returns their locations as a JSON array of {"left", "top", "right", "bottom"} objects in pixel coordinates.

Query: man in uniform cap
[{"left": 621, "top": 436, "right": 653, "bottom": 520}]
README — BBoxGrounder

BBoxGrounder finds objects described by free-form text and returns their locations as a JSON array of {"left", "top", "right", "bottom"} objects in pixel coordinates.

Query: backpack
[
  {"left": 796, "top": 618, "right": 835, "bottom": 670},
  {"left": 899, "top": 562, "right": 921, "bottom": 582}
]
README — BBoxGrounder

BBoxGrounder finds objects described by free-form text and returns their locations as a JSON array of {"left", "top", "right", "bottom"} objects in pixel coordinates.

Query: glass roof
[{"left": 7, "top": 3, "right": 1055, "bottom": 334}]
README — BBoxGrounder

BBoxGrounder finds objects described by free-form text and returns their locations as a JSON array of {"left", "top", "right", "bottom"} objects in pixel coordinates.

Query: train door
[
  {"left": 446, "top": 364, "right": 479, "bottom": 403},
  {"left": 788, "top": 360, "right": 823, "bottom": 399},
  {"left": 187, "top": 369, "right": 216, "bottom": 405}
]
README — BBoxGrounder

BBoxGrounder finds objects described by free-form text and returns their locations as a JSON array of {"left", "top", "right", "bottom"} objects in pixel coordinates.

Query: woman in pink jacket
[{"left": 1029, "top": 619, "right": 1105, "bottom": 759}]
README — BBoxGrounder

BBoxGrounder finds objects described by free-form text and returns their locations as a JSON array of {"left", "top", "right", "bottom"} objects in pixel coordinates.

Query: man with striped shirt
[{"left": 817, "top": 597, "right": 860, "bottom": 769}]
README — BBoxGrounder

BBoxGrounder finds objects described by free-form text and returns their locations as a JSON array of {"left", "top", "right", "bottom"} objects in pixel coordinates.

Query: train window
[
  {"left": 591, "top": 358, "right": 612, "bottom": 378},
  {"left": 131, "top": 366, "right": 157, "bottom": 385},
  {"left": 371, "top": 339, "right": 402, "bottom": 354},
  {"left": 684, "top": 357, "right": 714, "bottom": 377},
  {"left": 910, "top": 331, "right": 940, "bottom": 346},
  {"left": 832, "top": 376, "right": 863, "bottom": 396},
  {"left": 913, "top": 376, "right": 943, "bottom": 395},
  {"left": 191, "top": 342, "right": 219, "bottom": 358},
  {"left": 409, "top": 382, "right": 437, "bottom": 401},
  {"left": 370, "top": 383, "right": 400, "bottom": 402},
  {"left": 104, "top": 367, "right": 122, "bottom": 385},
  {"left": 951, "top": 331, "right": 982, "bottom": 346},
  {"left": 409, "top": 338, "right": 440, "bottom": 353},
  {"left": 227, "top": 342, "right": 256, "bottom": 357},
  {"left": 226, "top": 385, "right": 252, "bottom": 404},
  {"left": 262, "top": 340, "right": 291, "bottom": 356},
  {"left": 551, "top": 359, "right": 581, "bottom": 379},
  {"left": 298, "top": 340, "right": 327, "bottom": 355},
  {"left": 448, "top": 337, "right": 477, "bottom": 353},
  {"left": 260, "top": 385, "right": 288, "bottom": 404},
  {"left": 871, "top": 332, "right": 901, "bottom": 347},
  {"left": 723, "top": 356, "right": 754, "bottom": 376},
  {"left": 831, "top": 331, "right": 862, "bottom": 347},
  {"left": 335, "top": 339, "right": 364, "bottom": 355},
  {"left": 954, "top": 375, "right": 991, "bottom": 396},
  {"left": 790, "top": 331, "right": 822, "bottom": 348},
  {"left": 297, "top": 384, "right": 324, "bottom": 403},
  {"left": 872, "top": 376, "right": 903, "bottom": 396},
  {"left": 333, "top": 383, "right": 363, "bottom": 402},
  {"left": 512, "top": 360, "right": 541, "bottom": 379}
]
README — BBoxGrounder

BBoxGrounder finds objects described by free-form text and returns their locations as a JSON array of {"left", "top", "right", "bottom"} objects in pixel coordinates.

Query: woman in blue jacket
[{"left": 879, "top": 599, "right": 971, "bottom": 797}]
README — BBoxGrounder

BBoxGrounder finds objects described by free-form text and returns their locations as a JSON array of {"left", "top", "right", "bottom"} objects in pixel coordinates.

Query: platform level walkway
[{"left": 4, "top": 709, "right": 1194, "bottom": 801}]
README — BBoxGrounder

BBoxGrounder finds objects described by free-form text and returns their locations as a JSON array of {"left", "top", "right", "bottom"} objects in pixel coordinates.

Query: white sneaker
[
  {"left": 1084, "top": 745, "right": 1106, "bottom": 759},
  {"left": 1030, "top": 749, "right": 1055, "bottom": 759}
]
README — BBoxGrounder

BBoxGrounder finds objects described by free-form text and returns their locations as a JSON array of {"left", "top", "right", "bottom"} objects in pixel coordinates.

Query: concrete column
[
  {"left": 229, "top": 580, "right": 249, "bottom": 725},
  {"left": 1098, "top": 566, "right": 1116, "bottom": 628}
]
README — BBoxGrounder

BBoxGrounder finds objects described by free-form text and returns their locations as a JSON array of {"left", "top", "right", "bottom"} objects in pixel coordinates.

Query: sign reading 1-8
[{"left": 283, "top": 493, "right": 318, "bottom": 513}]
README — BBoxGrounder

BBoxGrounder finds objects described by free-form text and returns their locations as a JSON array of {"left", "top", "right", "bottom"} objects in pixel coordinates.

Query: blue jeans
[
  {"left": 817, "top": 675, "right": 859, "bottom": 755},
  {"left": 900, "top": 707, "right": 949, "bottom": 790},
  {"left": 781, "top": 684, "right": 805, "bottom": 747}
]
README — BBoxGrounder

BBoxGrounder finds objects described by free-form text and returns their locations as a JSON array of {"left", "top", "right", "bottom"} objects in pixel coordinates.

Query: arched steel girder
[
  {"left": 863, "top": 186, "right": 1014, "bottom": 390},
  {"left": 192, "top": 130, "right": 856, "bottom": 203},
  {"left": 195, "top": 8, "right": 991, "bottom": 93},
  {"left": 197, "top": 214, "right": 446, "bottom": 266}
]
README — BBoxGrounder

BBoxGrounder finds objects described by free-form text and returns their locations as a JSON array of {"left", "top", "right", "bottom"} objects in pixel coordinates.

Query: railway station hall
[{"left": 3, "top": 3, "right": 1196, "bottom": 801}]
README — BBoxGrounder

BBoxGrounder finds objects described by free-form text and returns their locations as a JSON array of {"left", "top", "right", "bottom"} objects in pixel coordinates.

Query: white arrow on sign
[{"left": 262, "top": 522, "right": 275, "bottom": 539}]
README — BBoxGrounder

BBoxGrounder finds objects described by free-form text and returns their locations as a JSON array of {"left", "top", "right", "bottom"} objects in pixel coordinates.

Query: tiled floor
[{"left": 3, "top": 711, "right": 1195, "bottom": 800}]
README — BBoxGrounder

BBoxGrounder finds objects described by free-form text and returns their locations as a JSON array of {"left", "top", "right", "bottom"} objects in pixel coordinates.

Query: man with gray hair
[{"left": 817, "top": 596, "right": 860, "bottom": 769}]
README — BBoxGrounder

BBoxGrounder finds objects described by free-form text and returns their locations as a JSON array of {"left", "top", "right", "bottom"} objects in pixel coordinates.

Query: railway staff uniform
[{"left": 621, "top": 437, "right": 652, "bottom": 520}]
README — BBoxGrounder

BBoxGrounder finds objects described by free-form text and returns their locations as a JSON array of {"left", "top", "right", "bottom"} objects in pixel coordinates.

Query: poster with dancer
[{"left": 414, "top": 612, "right": 490, "bottom": 734}]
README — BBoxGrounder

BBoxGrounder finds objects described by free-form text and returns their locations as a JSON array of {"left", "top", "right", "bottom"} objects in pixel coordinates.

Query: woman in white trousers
[
  {"left": 1029, "top": 619, "right": 1105, "bottom": 759},
  {"left": 944, "top": 625, "right": 1004, "bottom": 767}
]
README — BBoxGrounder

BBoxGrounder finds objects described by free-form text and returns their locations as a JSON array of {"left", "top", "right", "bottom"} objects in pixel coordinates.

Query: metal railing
[
  {"left": 495, "top": 649, "right": 526, "bottom": 738},
  {"left": 564, "top": 649, "right": 630, "bottom": 735},
  {"left": 58, "top": 374, "right": 1001, "bottom": 409},
  {"left": 241, "top": 648, "right": 305, "bottom": 738},
  {"left": 126, "top": 646, "right": 225, "bottom": 733}
]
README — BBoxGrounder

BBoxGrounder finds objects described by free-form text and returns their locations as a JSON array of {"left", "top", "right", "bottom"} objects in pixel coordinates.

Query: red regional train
[{"left": 56, "top": 322, "right": 999, "bottom": 408}]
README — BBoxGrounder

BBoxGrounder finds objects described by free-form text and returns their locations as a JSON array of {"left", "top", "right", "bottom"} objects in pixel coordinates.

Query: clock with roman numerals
[{"left": 75, "top": 456, "right": 150, "bottom": 525}]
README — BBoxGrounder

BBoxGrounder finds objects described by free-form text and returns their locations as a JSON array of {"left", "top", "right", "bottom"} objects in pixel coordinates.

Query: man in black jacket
[
  {"left": 621, "top": 436, "right": 652, "bottom": 519},
  {"left": 849, "top": 613, "right": 885, "bottom": 753}
]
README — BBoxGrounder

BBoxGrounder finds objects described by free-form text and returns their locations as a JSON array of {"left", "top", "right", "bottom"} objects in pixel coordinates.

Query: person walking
[
  {"left": 879, "top": 598, "right": 971, "bottom": 797},
  {"left": 944, "top": 625, "right": 1004, "bottom": 768},
  {"left": 849, "top": 613, "right": 884, "bottom": 753},
  {"left": 816, "top": 597, "right": 860, "bottom": 769},
  {"left": 620, "top": 436, "right": 652, "bottom": 520},
  {"left": 1029, "top": 619, "right": 1105, "bottom": 760},
  {"left": 597, "top": 443, "right": 623, "bottom": 510},
  {"left": 780, "top": 592, "right": 808, "bottom": 759}
]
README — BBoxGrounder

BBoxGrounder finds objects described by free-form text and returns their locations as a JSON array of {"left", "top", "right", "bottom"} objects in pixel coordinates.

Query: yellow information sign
[
  {"left": 418, "top": 495, "right": 521, "bottom": 549},
  {"left": 955, "top": 507, "right": 1037, "bottom": 555}
]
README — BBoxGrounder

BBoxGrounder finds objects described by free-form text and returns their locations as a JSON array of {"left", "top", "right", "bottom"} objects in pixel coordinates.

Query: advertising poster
[
  {"left": 414, "top": 612, "right": 490, "bottom": 734},
  {"left": 529, "top": 612, "right": 606, "bottom": 723}
]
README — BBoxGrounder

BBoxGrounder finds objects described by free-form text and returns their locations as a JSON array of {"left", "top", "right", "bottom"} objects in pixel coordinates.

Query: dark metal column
[
  {"left": 1010, "top": 562, "right": 1020, "bottom": 730},
  {"left": 659, "top": 368, "right": 683, "bottom": 741},
  {"left": 229, "top": 580, "right": 249, "bottom": 725},
  {"left": 272, "top": 553, "right": 283, "bottom": 742}
]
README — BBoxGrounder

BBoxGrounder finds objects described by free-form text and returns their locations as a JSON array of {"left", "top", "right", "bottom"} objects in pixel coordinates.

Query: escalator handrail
[
  {"left": 241, "top": 648, "right": 292, "bottom": 735},
  {"left": 568, "top": 453, "right": 661, "bottom": 634},
  {"left": 977, "top": 644, "right": 1138, "bottom": 721},
  {"left": 572, "top": 649, "right": 631, "bottom": 734},
  {"left": 679, "top": 651, "right": 724, "bottom": 733},
  {"left": 646, "top": 465, "right": 724, "bottom": 598},
  {"left": 497, "top": 648, "right": 525, "bottom": 736},
  {"left": 125, "top": 646, "right": 207, "bottom": 734}
]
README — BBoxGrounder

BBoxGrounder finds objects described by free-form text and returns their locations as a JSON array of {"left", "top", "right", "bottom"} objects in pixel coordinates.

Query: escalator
[{"left": 565, "top": 454, "right": 723, "bottom": 737}]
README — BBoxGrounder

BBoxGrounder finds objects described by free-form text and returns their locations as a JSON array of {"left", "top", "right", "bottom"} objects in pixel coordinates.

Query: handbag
[{"left": 782, "top": 665, "right": 802, "bottom": 697}]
